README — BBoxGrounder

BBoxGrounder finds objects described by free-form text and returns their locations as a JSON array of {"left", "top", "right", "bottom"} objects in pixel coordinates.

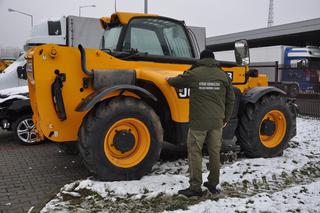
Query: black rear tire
[
  {"left": 237, "top": 95, "right": 295, "bottom": 158},
  {"left": 78, "top": 97, "right": 163, "bottom": 181}
]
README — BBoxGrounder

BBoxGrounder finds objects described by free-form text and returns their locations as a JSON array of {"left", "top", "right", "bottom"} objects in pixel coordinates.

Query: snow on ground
[
  {"left": 41, "top": 117, "right": 320, "bottom": 212},
  {"left": 168, "top": 180, "right": 320, "bottom": 213},
  {"left": 0, "top": 86, "right": 29, "bottom": 103}
]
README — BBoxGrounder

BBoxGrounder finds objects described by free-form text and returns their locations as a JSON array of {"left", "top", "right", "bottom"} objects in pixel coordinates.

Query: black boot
[
  {"left": 178, "top": 188, "right": 203, "bottom": 198},
  {"left": 203, "top": 182, "right": 221, "bottom": 195}
]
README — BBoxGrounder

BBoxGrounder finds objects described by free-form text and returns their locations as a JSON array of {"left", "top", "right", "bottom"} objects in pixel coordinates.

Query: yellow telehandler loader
[{"left": 24, "top": 12, "right": 297, "bottom": 180}]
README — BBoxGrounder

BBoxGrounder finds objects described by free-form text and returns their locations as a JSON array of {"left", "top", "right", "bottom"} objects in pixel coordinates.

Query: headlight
[
  {"left": 26, "top": 60, "right": 35, "bottom": 85},
  {"left": 26, "top": 61, "right": 33, "bottom": 73}
]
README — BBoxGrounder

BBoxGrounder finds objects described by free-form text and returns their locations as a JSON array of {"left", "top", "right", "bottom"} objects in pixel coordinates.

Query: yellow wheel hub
[
  {"left": 104, "top": 118, "right": 150, "bottom": 168},
  {"left": 259, "top": 110, "right": 287, "bottom": 148}
]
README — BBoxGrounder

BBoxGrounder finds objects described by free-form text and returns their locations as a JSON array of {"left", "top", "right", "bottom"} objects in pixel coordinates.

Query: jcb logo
[{"left": 177, "top": 88, "right": 190, "bottom": 99}]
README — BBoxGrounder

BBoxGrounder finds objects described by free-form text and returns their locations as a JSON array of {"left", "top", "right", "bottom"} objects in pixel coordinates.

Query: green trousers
[{"left": 187, "top": 127, "right": 222, "bottom": 192}]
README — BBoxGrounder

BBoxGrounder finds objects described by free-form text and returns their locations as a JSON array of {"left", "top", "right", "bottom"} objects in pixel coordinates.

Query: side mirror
[
  {"left": 296, "top": 59, "right": 309, "bottom": 69},
  {"left": 302, "top": 59, "right": 309, "bottom": 68},
  {"left": 297, "top": 60, "right": 303, "bottom": 69},
  {"left": 235, "top": 40, "right": 250, "bottom": 66},
  {"left": 17, "top": 65, "right": 27, "bottom": 80}
]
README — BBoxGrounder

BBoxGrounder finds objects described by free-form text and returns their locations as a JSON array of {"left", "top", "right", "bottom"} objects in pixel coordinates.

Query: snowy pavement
[{"left": 41, "top": 117, "right": 320, "bottom": 213}]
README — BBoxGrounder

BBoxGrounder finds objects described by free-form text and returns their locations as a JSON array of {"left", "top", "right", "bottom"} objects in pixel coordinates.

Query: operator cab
[
  {"left": 101, "top": 16, "right": 197, "bottom": 64},
  {"left": 100, "top": 13, "right": 250, "bottom": 67}
]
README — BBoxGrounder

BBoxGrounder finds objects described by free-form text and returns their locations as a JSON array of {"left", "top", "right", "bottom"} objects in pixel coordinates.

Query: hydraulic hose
[{"left": 78, "top": 44, "right": 93, "bottom": 77}]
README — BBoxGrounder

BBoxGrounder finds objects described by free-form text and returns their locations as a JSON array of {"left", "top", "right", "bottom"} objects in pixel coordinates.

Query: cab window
[
  {"left": 122, "top": 18, "right": 194, "bottom": 58},
  {"left": 102, "top": 26, "right": 122, "bottom": 51},
  {"left": 128, "top": 27, "right": 164, "bottom": 55}
]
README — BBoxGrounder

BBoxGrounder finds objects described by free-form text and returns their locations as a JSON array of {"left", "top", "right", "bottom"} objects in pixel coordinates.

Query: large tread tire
[
  {"left": 78, "top": 97, "right": 163, "bottom": 181},
  {"left": 238, "top": 95, "right": 295, "bottom": 158}
]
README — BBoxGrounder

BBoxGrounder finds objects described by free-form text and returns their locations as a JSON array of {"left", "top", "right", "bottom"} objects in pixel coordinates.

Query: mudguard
[
  {"left": 76, "top": 84, "right": 157, "bottom": 112},
  {"left": 242, "top": 86, "right": 286, "bottom": 104}
]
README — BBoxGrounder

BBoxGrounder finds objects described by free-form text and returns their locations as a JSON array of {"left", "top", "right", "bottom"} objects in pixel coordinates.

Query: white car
[
  {"left": 0, "top": 53, "right": 27, "bottom": 90},
  {"left": 0, "top": 86, "right": 42, "bottom": 145}
]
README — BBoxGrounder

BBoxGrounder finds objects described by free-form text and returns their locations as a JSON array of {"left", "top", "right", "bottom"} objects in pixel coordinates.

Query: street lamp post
[
  {"left": 8, "top": 8, "right": 33, "bottom": 29},
  {"left": 144, "top": 0, "right": 148, "bottom": 14},
  {"left": 79, "top": 5, "right": 96, "bottom": 17}
]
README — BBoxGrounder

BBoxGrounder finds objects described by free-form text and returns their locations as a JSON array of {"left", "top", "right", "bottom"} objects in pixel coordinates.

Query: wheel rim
[
  {"left": 259, "top": 110, "right": 287, "bottom": 148},
  {"left": 104, "top": 118, "right": 150, "bottom": 168},
  {"left": 16, "top": 118, "right": 38, "bottom": 144}
]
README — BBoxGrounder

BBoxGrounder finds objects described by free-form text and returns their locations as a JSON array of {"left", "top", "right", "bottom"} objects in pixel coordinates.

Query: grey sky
[{"left": 0, "top": 0, "right": 319, "bottom": 48}]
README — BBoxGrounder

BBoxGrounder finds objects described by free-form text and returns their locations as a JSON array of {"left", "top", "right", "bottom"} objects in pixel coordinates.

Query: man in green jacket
[{"left": 167, "top": 50, "right": 235, "bottom": 197}]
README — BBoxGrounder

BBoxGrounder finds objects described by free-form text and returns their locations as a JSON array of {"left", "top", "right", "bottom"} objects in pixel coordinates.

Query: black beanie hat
[{"left": 200, "top": 49, "right": 215, "bottom": 59}]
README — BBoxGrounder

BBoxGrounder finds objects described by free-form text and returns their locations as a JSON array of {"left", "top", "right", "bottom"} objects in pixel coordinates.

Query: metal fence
[{"left": 250, "top": 62, "right": 320, "bottom": 118}]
